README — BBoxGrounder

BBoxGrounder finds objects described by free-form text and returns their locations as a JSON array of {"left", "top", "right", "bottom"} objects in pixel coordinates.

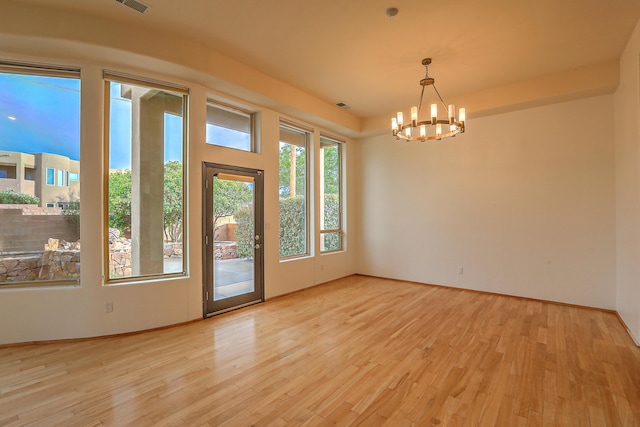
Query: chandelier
[{"left": 391, "top": 58, "right": 466, "bottom": 141}]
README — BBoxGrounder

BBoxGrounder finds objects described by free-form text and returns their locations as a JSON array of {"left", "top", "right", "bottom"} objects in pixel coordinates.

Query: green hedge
[
  {"left": 0, "top": 189, "right": 39, "bottom": 205},
  {"left": 322, "top": 193, "right": 341, "bottom": 251},
  {"left": 234, "top": 194, "right": 341, "bottom": 258},
  {"left": 279, "top": 195, "right": 306, "bottom": 257},
  {"left": 234, "top": 205, "right": 255, "bottom": 259}
]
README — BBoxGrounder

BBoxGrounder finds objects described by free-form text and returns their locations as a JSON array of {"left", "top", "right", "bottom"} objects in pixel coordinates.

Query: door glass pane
[{"left": 213, "top": 174, "right": 255, "bottom": 300}]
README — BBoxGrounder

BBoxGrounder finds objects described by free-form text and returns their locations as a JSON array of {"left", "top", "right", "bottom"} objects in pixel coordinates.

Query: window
[
  {"left": 0, "top": 164, "right": 16, "bottom": 179},
  {"left": 0, "top": 62, "right": 80, "bottom": 286},
  {"left": 279, "top": 123, "right": 310, "bottom": 258},
  {"left": 57, "top": 169, "right": 64, "bottom": 186},
  {"left": 45, "top": 203, "right": 55, "bottom": 208},
  {"left": 25, "top": 167, "right": 35, "bottom": 181},
  {"left": 68, "top": 172, "right": 79, "bottom": 182},
  {"left": 320, "top": 136, "right": 343, "bottom": 252},
  {"left": 206, "top": 102, "right": 254, "bottom": 152},
  {"left": 46, "top": 168, "right": 55, "bottom": 185},
  {"left": 105, "top": 73, "right": 187, "bottom": 282}
]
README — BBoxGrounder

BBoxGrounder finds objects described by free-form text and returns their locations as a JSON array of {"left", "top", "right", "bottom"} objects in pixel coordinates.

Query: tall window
[
  {"left": 46, "top": 168, "right": 55, "bottom": 185},
  {"left": 206, "top": 102, "right": 254, "bottom": 152},
  {"left": 105, "top": 73, "right": 187, "bottom": 282},
  {"left": 0, "top": 62, "right": 80, "bottom": 286},
  {"left": 279, "top": 123, "right": 310, "bottom": 258},
  {"left": 320, "top": 136, "right": 343, "bottom": 252}
]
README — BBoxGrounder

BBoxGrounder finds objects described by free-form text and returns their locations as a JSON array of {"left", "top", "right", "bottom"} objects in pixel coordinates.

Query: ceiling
[{"left": 12, "top": 0, "right": 640, "bottom": 121}]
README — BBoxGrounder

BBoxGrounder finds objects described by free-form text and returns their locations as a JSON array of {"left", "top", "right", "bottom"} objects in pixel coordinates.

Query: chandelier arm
[
  {"left": 417, "top": 84, "right": 426, "bottom": 115},
  {"left": 431, "top": 84, "right": 449, "bottom": 112}
]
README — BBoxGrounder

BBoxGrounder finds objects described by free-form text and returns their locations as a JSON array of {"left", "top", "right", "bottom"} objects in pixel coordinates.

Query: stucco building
[{"left": 0, "top": 151, "right": 79, "bottom": 208}]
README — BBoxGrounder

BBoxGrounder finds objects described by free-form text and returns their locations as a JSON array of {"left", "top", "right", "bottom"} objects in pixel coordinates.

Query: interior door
[{"left": 203, "top": 163, "right": 264, "bottom": 316}]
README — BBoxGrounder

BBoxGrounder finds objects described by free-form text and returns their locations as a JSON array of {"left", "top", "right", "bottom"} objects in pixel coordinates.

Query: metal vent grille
[{"left": 115, "top": 0, "right": 149, "bottom": 14}]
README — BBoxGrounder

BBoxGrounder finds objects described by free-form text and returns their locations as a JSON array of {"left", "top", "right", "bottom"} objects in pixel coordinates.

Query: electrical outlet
[
  {"left": 105, "top": 302, "right": 113, "bottom": 313},
  {"left": 457, "top": 266, "right": 464, "bottom": 275}
]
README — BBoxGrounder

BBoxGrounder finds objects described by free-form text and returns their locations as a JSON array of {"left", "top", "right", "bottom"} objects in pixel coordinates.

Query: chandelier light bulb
[
  {"left": 411, "top": 106, "right": 418, "bottom": 126},
  {"left": 459, "top": 108, "right": 466, "bottom": 123},
  {"left": 430, "top": 104, "right": 438, "bottom": 124},
  {"left": 397, "top": 112, "right": 404, "bottom": 127},
  {"left": 448, "top": 105, "right": 455, "bottom": 123},
  {"left": 436, "top": 123, "right": 442, "bottom": 137}
]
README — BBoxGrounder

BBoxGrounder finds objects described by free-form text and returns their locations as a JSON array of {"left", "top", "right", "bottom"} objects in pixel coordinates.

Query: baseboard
[{"left": 614, "top": 311, "right": 640, "bottom": 347}]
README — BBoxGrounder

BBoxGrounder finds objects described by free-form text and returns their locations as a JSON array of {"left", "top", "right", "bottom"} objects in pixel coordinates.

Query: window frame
[
  {"left": 278, "top": 121, "right": 311, "bottom": 260},
  {"left": 319, "top": 135, "right": 344, "bottom": 253},
  {"left": 103, "top": 71, "right": 189, "bottom": 284},
  {"left": 0, "top": 61, "right": 81, "bottom": 288}
]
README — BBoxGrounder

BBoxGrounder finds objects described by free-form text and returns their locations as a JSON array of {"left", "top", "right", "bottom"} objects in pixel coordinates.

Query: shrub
[
  {"left": 234, "top": 205, "right": 255, "bottom": 259},
  {"left": 322, "top": 193, "right": 341, "bottom": 251},
  {"left": 0, "top": 189, "right": 39, "bottom": 205},
  {"left": 279, "top": 195, "right": 306, "bottom": 257}
]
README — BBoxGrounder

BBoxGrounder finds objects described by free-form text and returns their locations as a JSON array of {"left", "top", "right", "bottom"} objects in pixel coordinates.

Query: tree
[
  {"left": 108, "top": 162, "right": 186, "bottom": 242},
  {"left": 322, "top": 144, "right": 339, "bottom": 194},
  {"left": 108, "top": 169, "right": 132, "bottom": 234},
  {"left": 278, "top": 143, "right": 306, "bottom": 197},
  {"left": 163, "top": 160, "right": 183, "bottom": 242}
]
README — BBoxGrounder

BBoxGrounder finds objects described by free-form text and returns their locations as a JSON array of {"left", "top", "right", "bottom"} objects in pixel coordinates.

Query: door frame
[{"left": 202, "top": 162, "right": 264, "bottom": 317}]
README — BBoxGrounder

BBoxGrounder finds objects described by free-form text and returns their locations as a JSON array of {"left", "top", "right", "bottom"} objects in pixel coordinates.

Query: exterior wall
[
  {"left": 0, "top": 151, "right": 36, "bottom": 193},
  {"left": 34, "top": 153, "right": 80, "bottom": 207},
  {"left": 0, "top": 206, "right": 79, "bottom": 252}
]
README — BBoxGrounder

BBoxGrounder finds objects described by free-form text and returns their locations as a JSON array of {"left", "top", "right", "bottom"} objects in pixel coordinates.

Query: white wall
[
  {"left": 356, "top": 95, "right": 617, "bottom": 309},
  {"left": 615, "top": 18, "right": 640, "bottom": 344},
  {"left": 0, "top": 7, "right": 357, "bottom": 344}
]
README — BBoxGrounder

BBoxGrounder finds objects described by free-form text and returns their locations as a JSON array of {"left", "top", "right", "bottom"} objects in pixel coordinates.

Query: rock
[
  {"left": 44, "top": 238, "right": 59, "bottom": 251},
  {"left": 109, "top": 228, "right": 121, "bottom": 243}
]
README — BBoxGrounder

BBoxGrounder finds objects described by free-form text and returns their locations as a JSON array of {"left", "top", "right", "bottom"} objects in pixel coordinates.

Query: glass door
[{"left": 203, "top": 163, "right": 264, "bottom": 316}]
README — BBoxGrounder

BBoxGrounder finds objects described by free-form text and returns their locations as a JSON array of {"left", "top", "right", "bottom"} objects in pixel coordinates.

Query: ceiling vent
[
  {"left": 115, "top": 0, "right": 149, "bottom": 14},
  {"left": 335, "top": 102, "right": 350, "bottom": 109}
]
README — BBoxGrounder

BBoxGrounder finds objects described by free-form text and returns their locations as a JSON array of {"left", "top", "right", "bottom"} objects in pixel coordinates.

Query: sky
[{"left": 0, "top": 73, "right": 250, "bottom": 170}]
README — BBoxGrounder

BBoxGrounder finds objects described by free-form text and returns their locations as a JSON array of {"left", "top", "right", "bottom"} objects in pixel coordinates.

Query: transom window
[{"left": 206, "top": 102, "right": 255, "bottom": 152}]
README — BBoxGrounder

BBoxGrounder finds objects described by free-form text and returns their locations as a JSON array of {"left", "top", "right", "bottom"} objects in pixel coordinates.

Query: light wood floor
[{"left": 1, "top": 275, "right": 639, "bottom": 426}]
